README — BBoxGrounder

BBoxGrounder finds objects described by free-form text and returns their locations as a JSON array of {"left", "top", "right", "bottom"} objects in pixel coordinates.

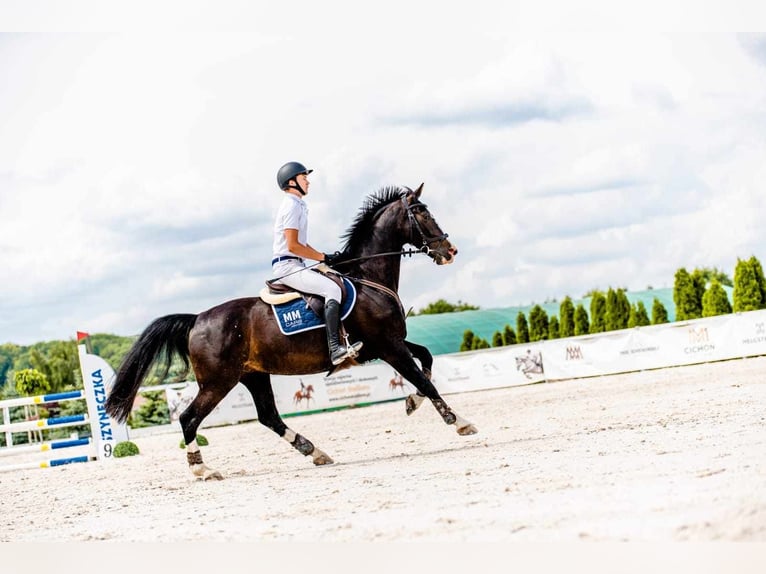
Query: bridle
[{"left": 400, "top": 191, "right": 449, "bottom": 254}]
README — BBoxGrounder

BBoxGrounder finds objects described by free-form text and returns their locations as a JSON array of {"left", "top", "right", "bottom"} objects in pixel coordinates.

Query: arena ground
[{"left": 2, "top": 356, "right": 765, "bottom": 548}]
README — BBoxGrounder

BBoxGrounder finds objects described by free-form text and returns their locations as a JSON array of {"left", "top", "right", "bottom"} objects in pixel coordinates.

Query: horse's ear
[{"left": 414, "top": 183, "right": 424, "bottom": 198}]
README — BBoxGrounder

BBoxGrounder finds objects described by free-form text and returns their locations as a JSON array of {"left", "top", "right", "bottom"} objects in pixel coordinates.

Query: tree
[
  {"left": 492, "top": 331, "right": 504, "bottom": 347},
  {"left": 502, "top": 324, "right": 517, "bottom": 346},
  {"left": 471, "top": 337, "right": 490, "bottom": 350},
  {"left": 733, "top": 257, "right": 763, "bottom": 312},
  {"left": 559, "top": 296, "right": 575, "bottom": 338},
  {"left": 605, "top": 287, "right": 630, "bottom": 331},
  {"left": 651, "top": 298, "right": 669, "bottom": 324},
  {"left": 460, "top": 330, "right": 475, "bottom": 352},
  {"left": 574, "top": 304, "right": 589, "bottom": 335},
  {"left": 129, "top": 390, "right": 170, "bottom": 428},
  {"left": 516, "top": 312, "right": 529, "bottom": 343},
  {"left": 589, "top": 291, "right": 606, "bottom": 333},
  {"left": 528, "top": 305, "right": 549, "bottom": 342},
  {"left": 691, "top": 269, "right": 708, "bottom": 311},
  {"left": 416, "top": 299, "right": 479, "bottom": 315},
  {"left": 692, "top": 266, "right": 733, "bottom": 287},
  {"left": 702, "top": 279, "right": 733, "bottom": 317},
  {"left": 14, "top": 368, "right": 50, "bottom": 396},
  {"left": 548, "top": 316, "right": 560, "bottom": 339},
  {"left": 674, "top": 267, "right": 702, "bottom": 320},
  {"left": 628, "top": 301, "right": 650, "bottom": 327},
  {"left": 749, "top": 255, "right": 766, "bottom": 305}
]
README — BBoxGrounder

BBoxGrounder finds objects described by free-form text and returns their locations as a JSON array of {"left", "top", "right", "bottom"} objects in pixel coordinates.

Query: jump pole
[{"left": 0, "top": 340, "right": 129, "bottom": 471}]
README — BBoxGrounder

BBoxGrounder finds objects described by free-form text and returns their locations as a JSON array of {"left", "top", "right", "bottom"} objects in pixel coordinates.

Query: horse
[
  {"left": 105, "top": 183, "right": 477, "bottom": 480},
  {"left": 293, "top": 383, "right": 314, "bottom": 407},
  {"left": 515, "top": 350, "right": 544, "bottom": 378},
  {"left": 389, "top": 372, "right": 406, "bottom": 393}
]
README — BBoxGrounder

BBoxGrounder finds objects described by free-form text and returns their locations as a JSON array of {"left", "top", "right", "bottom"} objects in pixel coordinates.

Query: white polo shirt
[{"left": 272, "top": 193, "right": 308, "bottom": 260}]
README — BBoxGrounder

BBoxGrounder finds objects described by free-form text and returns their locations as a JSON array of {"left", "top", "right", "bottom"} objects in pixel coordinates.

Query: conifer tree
[
  {"left": 548, "top": 316, "right": 560, "bottom": 339},
  {"left": 503, "top": 324, "right": 517, "bottom": 346},
  {"left": 492, "top": 331, "right": 504, "bottom": 347},
  {"left": 674, "top": 267, "right": 702, "bottom": 320},
  {"left": 460, "top": 330, "right": 475, "bottom": 352},
  {"left": 605, "top": 287, "right": 631, "bottom": 331},
  {"left": 733, "top": 257, "right": 763, "bottom": 312},
  {"left": 559, "top": 296, "right": 575, "bottom": 338},
  {"left": 702, "top": 279, "right": 733, "bottom": 317},
  {"left": 691, "top": 269, "right": 707, "bottom": 311},
  {"left": 516, "top": 312, "right": 530, "bottom": 343},
  {"left": 471, "top": 337, "right": 490, "bottom": 350},
  {"left": 628, "top": 300, "right": 651, "bottom": 327},
  {"left": 528, "top": 305, "right": 549, "bottom": 342},
  {"left": 651, "top": 298, "right": 669, "bottom": 324},
  {"left": 574, "top": 303, "right": 590, "bottom": 335},
  {"left": 748, "top": 255, "right": 766, "bottom": 307},
  {"left": 589, "top": 291, "right": 607, "bottom": 333}
]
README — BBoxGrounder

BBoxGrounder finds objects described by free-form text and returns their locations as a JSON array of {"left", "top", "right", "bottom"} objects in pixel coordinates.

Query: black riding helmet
[{"left": 277, "top": 161, "right": 313, "bottom": 195}]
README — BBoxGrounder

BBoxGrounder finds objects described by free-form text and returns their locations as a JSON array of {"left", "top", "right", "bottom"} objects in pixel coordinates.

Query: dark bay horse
[{"left": 105, "top": 183, "right": 477, "bottom": 480}]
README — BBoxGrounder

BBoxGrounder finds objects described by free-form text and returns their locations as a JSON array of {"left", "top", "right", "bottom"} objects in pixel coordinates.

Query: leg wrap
[
  {"left": 291, "top": 433, "right": 316, "bottom": 456},
  {"left": 433, "top": 398, "right": 457, "bottom": 425},
  {"left": 187, "top": 450, "right": 204, "bottom": 465}
]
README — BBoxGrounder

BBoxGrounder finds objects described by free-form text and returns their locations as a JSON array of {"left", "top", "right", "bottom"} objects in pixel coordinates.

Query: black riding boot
[{"left": 324, "top": 299, "right": 362, "bottom": 365}]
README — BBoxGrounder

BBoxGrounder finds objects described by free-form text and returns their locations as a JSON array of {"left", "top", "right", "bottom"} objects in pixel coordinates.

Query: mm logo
[
  {"left": 282, "top": 310, "right": 301, "bottom": 323},
  {"left": 565, "top": 346, "right": 583, "bottom": 360},
  {"left": 688, "top": 327, "right": 709, "bottom": 344}
]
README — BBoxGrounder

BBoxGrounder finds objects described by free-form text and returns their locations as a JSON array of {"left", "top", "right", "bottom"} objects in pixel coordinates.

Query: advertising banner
[{"left": 158, "top": 310, "right": 766, "bottom": 428}]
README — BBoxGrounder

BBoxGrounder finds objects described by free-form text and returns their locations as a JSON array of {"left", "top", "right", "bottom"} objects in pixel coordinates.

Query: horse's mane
[{"left": 340, "top": 186, "right": 406, "bottom": 253}]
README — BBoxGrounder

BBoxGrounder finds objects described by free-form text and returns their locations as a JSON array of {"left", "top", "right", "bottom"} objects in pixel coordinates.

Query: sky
[{"left": 1, "top": 2, "right": 766, "bottom": 345}]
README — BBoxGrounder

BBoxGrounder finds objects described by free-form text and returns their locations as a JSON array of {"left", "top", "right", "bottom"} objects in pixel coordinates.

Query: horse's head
[{"left": 402, "top": 184, "right": 458, "bottom": 265}]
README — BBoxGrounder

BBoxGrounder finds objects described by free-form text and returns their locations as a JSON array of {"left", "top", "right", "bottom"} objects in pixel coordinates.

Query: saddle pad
[{"left": 271, "top": 277, "right": 357, "bottom": 336}]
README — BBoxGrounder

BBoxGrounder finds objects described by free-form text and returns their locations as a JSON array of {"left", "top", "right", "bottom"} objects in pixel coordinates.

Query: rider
[{"left": 272, "top": 161, "right": 363, "bottom": 365}]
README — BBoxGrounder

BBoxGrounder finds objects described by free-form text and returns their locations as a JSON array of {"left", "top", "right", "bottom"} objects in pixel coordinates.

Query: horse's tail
[{"left": 105, "top": 313, "right": 198, "bottom": 423}]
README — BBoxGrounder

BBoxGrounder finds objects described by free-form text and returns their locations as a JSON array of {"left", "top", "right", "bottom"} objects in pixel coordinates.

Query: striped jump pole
[{"left": 0, "top": 335, "right": 129, "bottom": 472}]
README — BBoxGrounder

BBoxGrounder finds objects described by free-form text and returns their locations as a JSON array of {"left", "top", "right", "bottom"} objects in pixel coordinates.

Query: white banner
[
  {"left": 158, "top": 310, "right": 766, "bottom": 428},
  {"left": 77, "top": 344, "right": 130, "bottom": 458}
]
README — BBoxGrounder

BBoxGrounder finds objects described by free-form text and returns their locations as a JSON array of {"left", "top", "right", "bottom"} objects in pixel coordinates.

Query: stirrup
[
  {"left": 330, "top": 346, "right": 350, "bottom": 366},
  {"left": 343, "top": 334, "right": 363, "bottom": 359}
]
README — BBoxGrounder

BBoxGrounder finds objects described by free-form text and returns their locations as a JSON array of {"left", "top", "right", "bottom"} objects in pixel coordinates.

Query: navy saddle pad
[{"left": 271, "top": 276, "right": 357, "bottom": 336}]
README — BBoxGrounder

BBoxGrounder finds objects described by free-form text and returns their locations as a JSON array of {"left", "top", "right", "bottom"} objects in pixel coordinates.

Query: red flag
[{"left": 76, "top": 331, "right": 90, "bottom": 341}]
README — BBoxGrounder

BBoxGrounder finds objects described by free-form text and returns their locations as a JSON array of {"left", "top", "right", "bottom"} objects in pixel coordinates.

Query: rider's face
[{"left": 296, "top": 173, "right": 310, "bottom": 194}]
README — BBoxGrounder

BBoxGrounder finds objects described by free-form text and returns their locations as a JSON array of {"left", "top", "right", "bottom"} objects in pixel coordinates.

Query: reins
[{"left": 267, "top": 246, "right": 428, "bottom": 284}]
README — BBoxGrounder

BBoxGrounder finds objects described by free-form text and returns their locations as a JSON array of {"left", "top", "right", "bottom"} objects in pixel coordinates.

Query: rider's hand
[{"left": 323, "top": 251, "right": 343, "bottom": 267}]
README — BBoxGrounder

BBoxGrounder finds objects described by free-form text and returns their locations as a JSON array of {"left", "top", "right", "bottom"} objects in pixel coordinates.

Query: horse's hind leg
[
  {"left": 179, "top": 380, "right": 238, "bottom": 481},
  {"left": 383, "top": 342, "right": 477, "bottom": 436},
  {"left": 240, "top": 372, "right": 334, "bottom": 466}
]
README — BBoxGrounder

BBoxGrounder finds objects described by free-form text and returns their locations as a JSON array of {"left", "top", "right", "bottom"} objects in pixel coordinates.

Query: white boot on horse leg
[
  {"left": 453, "top": 413, "right": 478, "bottom": 436},
  {"left": 186, "top": 441, "right": 223, "bottom": 481},
  {"left": 406, "top": 392, "right": 426, "bottom": 415}
]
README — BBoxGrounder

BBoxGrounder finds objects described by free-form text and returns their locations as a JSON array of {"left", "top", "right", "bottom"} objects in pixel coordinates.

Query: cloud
[{"left": 2, "top": 31, "right": 766, "bottom": 346}]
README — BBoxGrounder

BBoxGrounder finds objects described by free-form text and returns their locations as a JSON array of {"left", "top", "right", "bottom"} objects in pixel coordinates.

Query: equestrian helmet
[{"left": 277, "top": 161, "right": 313, "bottom": 190}]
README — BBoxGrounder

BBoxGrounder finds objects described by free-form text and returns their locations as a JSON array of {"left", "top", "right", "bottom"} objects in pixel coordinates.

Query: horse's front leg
[
  {"left": 383, "top": 342, "right": 477, "bottom": 436},
  {"left": 403, "top": 340, "right": 431, "bottom": 415}
]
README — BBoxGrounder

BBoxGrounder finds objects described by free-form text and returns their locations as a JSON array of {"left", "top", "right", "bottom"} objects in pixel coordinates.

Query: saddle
[
  {"left": 259, "top": 267, "right": 357, "bottom": 341},
  {"left": 259, "top": 265, "right": 349, "bottom": 319}
]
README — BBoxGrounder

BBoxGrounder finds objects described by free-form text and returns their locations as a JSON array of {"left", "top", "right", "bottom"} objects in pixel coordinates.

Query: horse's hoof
[
  {"left": 313, "top": 454, "right": 334, "bottom": 466},
  {"left": 203, "top": 470, "right": 224, "bottom": 481},
  {"left": 457, "top": 423, "right": 478, "bottom": 436},
  {"left": 312, "top": 449, "right": 334, "bottom": 465}
]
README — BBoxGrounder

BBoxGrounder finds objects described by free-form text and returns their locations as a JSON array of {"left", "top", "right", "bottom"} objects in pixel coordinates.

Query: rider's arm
[{"left": 284, "top": 228, "right": 326, "bottom": 262}]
